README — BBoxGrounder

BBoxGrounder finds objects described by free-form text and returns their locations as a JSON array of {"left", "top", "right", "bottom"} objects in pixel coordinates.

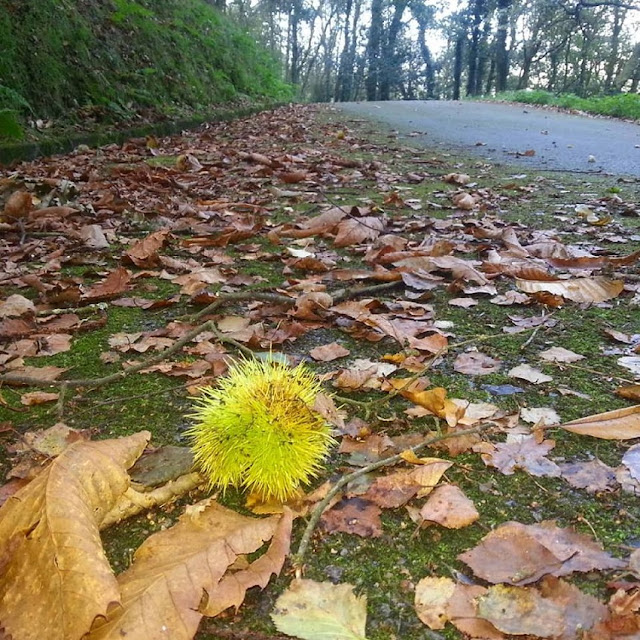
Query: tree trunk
[
  {"left": 379, "top": 0, "right": 407, "bottom": 100},
  {"left": 453, "top": 34, "right": 464, "bottom": 100},
  {"left": 335, "top": 0, "right": 353, "bottom": 102},
  {"left": 604, "top": 6, "right": 624, "bottom": 93},
  {"left": 466, "top": 0, "right": 485, "bottom": 96},
  {"left": 495, "top": 0, "right": 511, "bottom": 92},
  {"left": 365, "top": 0, "right": 383, "bottom": 100}
]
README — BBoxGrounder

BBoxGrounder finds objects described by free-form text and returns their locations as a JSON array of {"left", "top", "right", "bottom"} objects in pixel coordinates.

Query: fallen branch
[{"left": 292, "top": 423, "right": 492, "bottom": 574}]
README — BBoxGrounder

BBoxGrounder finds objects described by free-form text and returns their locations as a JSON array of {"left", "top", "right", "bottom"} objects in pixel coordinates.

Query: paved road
[{"left": 336, "top": 100, "right": 640, "bottom": 177}]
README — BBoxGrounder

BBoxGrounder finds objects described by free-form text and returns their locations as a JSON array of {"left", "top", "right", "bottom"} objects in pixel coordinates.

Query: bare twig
[{"left": 292, "top": 423, "right": 492, "bottom": 573}]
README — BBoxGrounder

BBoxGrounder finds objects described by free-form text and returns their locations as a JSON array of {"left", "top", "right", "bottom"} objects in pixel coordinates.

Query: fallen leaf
[
  {"left": 272, "top": 579, "right": 368, "bottom": 640},
  {"left": 0, "top": 432, "right": 150, "bottom": 640},
  {"left": 622, "top": 444, "right": 640, "bottom": 482},
  {"left": 321, "top": 497, "right": 382, "bottom": 538},
  {"left": 559, "top": 459, "right": 618, "bottom": 493},
  {"left": 0, "top": 294, "right": 35, "bottom": 318},
  {"left": 19, "top": 391, "right": 60, "bottom": 406},
  {"left": 459, "top": 521, "right": 624, "bottom": 586},
  {"left": 82, "top": 267, "right": 132, "bottom": 301},
  {"left": 508, "top": 363, "right": 553, "bottom": 384},
  {"left": 334, "top": 216, "right": 384, "bottom": 247},
  {"left": 363, "top": 458, "right": 453, "bottom": 508},
  {"left": 89, "top": 501, "right": 291, "bottom": 639},
  {"left": 123, "top": 229, "right": 169, "bottom": 267},
  {"left": 418, "top": 484, "right": 479, "bottom": 529},
  {"left": 539, "top": 347, "right": 585, "bottom": 363},
  {"left": 309, "top": 342, "right": 351, "bottom": 362},
  {"left": 480, "top": 434, "right": 561, "bottom": 477},
  {"left": 453, "top": 351, "right": 502, "bottom": 375},
  {"left": 520, "top": 407, "right": 561, "bottom": 426},
  {"left": 515, "top": 276, "right": 624, "bottom": 303},
  {"left": 618, "top": 356, "right": 640, "bottom": 379},
  {"left": 560, "top": 405, "right": 640, "bottom": 439},
  {"left": 414, "top": 576, "right": 456, "bottom": 629}
]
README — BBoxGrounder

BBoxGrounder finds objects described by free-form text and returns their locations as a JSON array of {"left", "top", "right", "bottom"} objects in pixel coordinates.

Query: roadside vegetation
[
  {"left": 491, "top": 90, "right": 640, "bottom": 121},
  {"left": 0, "top": 0, "right": 291, "bottom": 140}
]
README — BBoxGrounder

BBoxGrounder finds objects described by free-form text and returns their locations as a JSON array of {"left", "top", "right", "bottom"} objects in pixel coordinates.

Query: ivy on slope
[{"left": 0, "top": 0, "right": 291, "bottom": 120}]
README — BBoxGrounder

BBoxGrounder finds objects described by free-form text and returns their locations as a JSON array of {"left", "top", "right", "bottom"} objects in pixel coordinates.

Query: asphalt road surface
[{"left": 336, "top": 100, "right": 640, "bottom": 177}]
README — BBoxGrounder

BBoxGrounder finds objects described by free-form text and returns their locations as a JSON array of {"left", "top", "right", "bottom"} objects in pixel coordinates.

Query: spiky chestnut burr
[{"left": 187, "top": 359, "right": 334, "bottom": 502}]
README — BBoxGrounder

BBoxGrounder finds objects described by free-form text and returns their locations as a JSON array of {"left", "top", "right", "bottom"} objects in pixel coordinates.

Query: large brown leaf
[
  {"left": 334, "top": 216, "right": 384, "bottom": 247},
  {"left": 515, "top": 276, "right": 624, "bottom": 303},
  {"left": 88, "top": 501, "right": 291, "bottom": 640},
  {"left": 0, "top": 432, "right": 150, "bottom": 640},
  {"left": 559, "top": 405, "right": 640, "bottom": 439}
]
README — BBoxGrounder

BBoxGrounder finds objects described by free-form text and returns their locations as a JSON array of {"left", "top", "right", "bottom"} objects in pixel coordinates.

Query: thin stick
[{"left": 292, "top": 423, "right": 491, "bottom": 573}]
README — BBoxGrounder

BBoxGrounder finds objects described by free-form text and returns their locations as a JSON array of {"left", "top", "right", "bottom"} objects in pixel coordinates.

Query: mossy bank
[{"left": 0, "top": 0, "right": 291, "bottom": 135}]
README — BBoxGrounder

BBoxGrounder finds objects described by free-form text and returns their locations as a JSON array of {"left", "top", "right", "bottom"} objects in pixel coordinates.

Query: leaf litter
[{"left": 0, "top": 104, "right": 639, "bottom": 639}]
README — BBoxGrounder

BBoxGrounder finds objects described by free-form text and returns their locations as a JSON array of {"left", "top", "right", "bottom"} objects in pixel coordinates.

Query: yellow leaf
[
  {"left": 0, "top": 432, "right": 150, "bottom": 640},
  {"left": 88, "top": 500, "right": 291, "bottom": 640}
]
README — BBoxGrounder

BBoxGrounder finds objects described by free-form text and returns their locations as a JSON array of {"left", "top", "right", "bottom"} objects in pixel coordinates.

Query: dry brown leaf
[
  {"left": 539, "top": 346, "right": 585, "bottom": 363},
  {"left": 478, "top": 583, "right": 566, "bottom": 637},
  {"left": 453, "top": 351, "right": 502, "bottom": 375},
  {"left": 0, "top": 294, "right": 35, "bottom": 318},
  {"left": 480, "top": 434, "right": 561, "bottom": 477},
  {"left": 123, "top": 229, "right": 169, "bottom": 267},
  {"left": 2, "top": 190, "right": 33, "bottom": 220},
  {"left": 0, "top": 432, "right": 150, "bottom": 640},
  {"left": 82, "top": 267, "right": 132, "bottom": 301},
  {"left": 515, "top": 276, "right": 624, "bottom": 303},
  {"left": 478, "top": 578, "right": 607, "bottom": 640},
  {"left": 448, "top": 583, "right": 504, "bottom": 639},
  {"left": 508, "top": 363, "right": 553, "bottom": 384},
  {"left": 414, "top": 576, "right": 456, "bottom": 629},
  {"left": 459, "top": 521, "right": 625, "bottom": 586},
  {"left": 309, "top": 342, "right": 351, "bottom": 362},
  {"left": 89, "top": 501, "right": 291, "bottom": 640},
  {"left": 334, "top": 216, "right": 384, "bottom": 247},
  {"left": 418, "top": 484, "right": 479, "bottom": 529},
  {"left": 363, "top": 458, "right": 452, "bottom": 508},
  {"left": 321, "top": 497, "right": 382, "bottom": 538},
  {"left": 559, "top": 459, "right": 618, "bottom": 493},
  {"left": 560, "top": 405, "right": 640, "bottom": 439},
  {"left": 616, "top": 385, "right": 640, "bottom": 401},
  {"left": 19, "top": 391, "right": 60, "bottom": 406}
]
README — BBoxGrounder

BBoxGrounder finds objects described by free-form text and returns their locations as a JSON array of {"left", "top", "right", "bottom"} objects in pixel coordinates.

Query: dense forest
[{"left": 226, "top": 0, "right": 640, "bottom": 102}]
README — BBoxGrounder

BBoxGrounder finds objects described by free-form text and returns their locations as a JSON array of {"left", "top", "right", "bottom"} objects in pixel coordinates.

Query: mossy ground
[{"left": 1, "top": 106, "right": 639, "bottom": 639}]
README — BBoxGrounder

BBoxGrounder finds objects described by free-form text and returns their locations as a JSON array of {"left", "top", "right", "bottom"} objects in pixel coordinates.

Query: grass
[
  {"left": 1, "top": 105, "right": 639, "bottom": 639},
  {"left": 492, "top": 89, "right": 640, "bottom": 120}
]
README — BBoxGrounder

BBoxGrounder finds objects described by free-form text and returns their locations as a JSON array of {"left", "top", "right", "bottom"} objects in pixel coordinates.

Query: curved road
[{"left": 336, "top": 100, "right": 640, "bottom": 177}]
